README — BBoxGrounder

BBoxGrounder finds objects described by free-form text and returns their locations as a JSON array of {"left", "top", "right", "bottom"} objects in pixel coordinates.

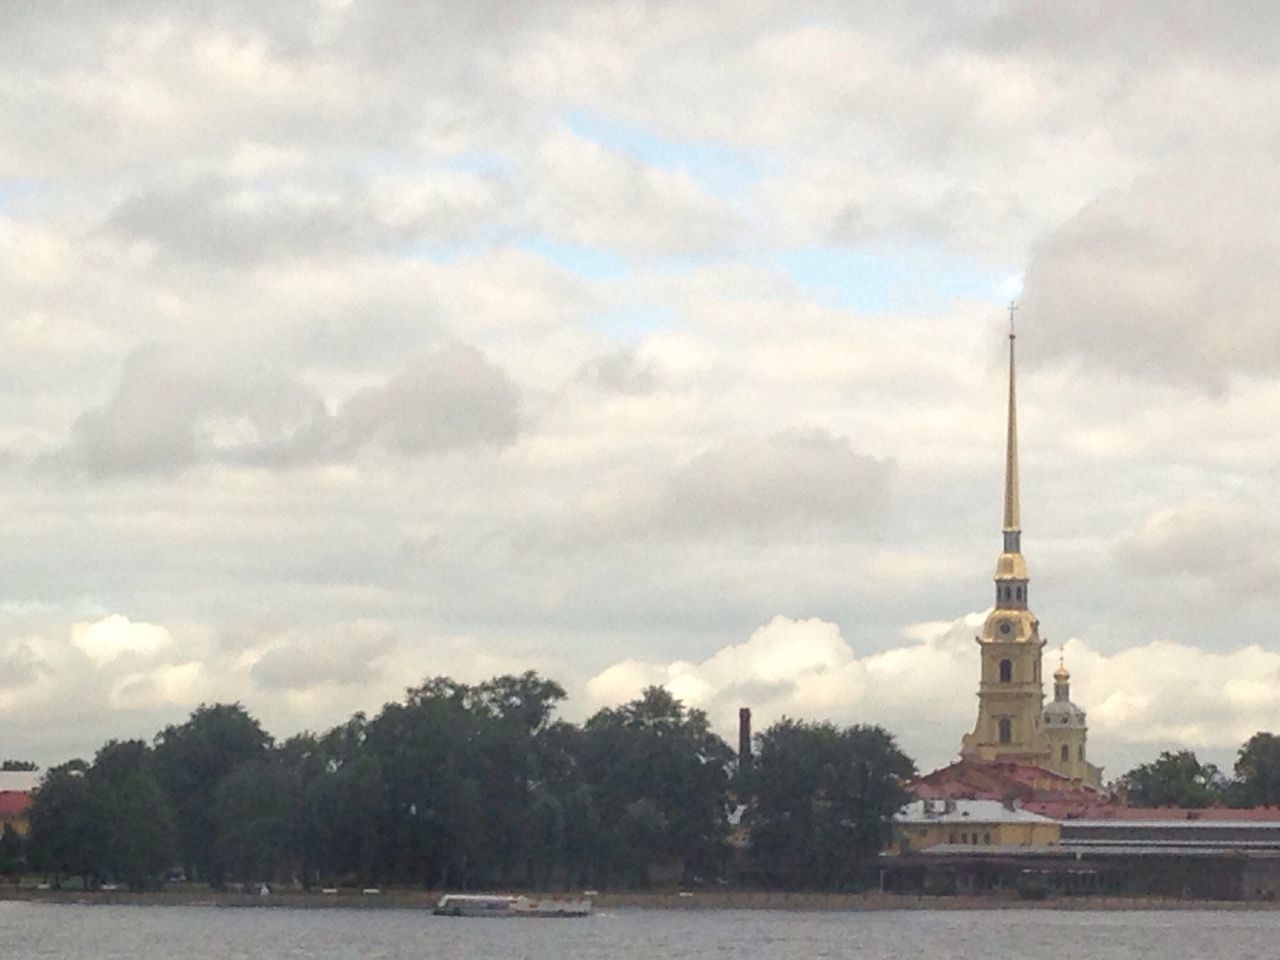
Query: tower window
[
  {"left": 1061, "top": 744, "right": 1069, "bottom": 763},
  {"left": 1016, "top": 586, "right": 1024, "bottom": 601},
  {"left": 998, "top": 718, "right": 1012, "bottom": 744},
  {"left": 999, "top": 659, "right": 1012, "bottom": 683}
]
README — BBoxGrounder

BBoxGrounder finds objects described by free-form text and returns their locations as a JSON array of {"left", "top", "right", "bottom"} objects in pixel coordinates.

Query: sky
[{"left": 2, "top": 1, "right": 1280, "bottom": 777}]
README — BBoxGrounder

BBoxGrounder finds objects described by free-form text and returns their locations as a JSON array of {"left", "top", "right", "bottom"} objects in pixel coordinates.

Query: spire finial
[
  {"left": 1054, "top": 645, "right": 1070, "bottom": 684},
  {"left": 1002, "top": 303, "right": 1021, "bottom": 537}
]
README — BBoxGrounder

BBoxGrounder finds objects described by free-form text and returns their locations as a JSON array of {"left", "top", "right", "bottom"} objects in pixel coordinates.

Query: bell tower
[{"left": 961, "top": 305, "right": 1051, "bottom": 765}]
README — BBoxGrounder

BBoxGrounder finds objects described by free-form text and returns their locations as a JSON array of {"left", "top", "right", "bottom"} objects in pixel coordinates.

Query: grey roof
[
  {"left": 906, "top": 843, "right": 1280, "bottom": 859},
  {"left": 895, "top": 798, "right": 1056, "bottom": 825},
  {"left": 1065, "top": 819, "right": 1280, "bottom": 830},
  {"left": 1043, "top": 697, "right": 1086, "bottom": 725}
]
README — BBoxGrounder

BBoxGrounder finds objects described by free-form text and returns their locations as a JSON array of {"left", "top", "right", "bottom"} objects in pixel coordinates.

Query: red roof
[
  {"left": 910, "top": 759, "right": 1102, "bottom": 805},
  {"left": 0, "top": 791, "right": 32, "bottom": 819}
]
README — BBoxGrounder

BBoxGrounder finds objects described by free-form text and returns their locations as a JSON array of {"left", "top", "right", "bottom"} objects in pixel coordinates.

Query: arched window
[
  {"left": 1016, "top": 586, "right": 1024, "bottom": 601},
  {"left": 1060, "top": 744, "right": 1069, "bottom": 762},
  {"left": 999, "top": 659, "right": 1013, "bottom": 683},
  {"left": 998, "top": 718, "right": 1012, "bottom": 744}
]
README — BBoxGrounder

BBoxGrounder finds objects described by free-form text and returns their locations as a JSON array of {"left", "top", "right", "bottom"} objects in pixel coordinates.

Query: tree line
[
  {"left": 1119, "top": 734, "right": 1280, "bottom": 808},
  {"left": 22, "top": 672, "right": 915, "bottom": 892}
]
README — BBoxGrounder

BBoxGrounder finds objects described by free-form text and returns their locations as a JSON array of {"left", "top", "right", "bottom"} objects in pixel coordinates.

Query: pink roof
[
  {"left": 911, "top": 759, "right": 1102, "bottom": 803},
  {"left": 0, "top": 791, "right": 31, "bottom": 819}
]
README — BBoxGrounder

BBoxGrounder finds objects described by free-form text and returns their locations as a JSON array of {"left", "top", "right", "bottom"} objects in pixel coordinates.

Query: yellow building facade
[{"left": 891, "top": 799, "right": 1061, "bottom": 854}]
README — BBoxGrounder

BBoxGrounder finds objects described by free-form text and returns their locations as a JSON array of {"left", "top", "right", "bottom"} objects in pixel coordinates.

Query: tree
[
  {"left": 579, "top": 687, "right": 735, "bottom": 886},
  {"left": 88, "top": 740, "right": 179, "bottom": 889},
  {"left": 211, "top": 759, "right": 298, "bottom": 884},
  {"left": 153, "top": 703, "right": 272, "bottom": 882},
  {"left": 1231, "top": 732, "right": 1280, "bottom": 807},
  {"left": 104, "top": 771, "right": 179, "bottom": 890},
  {"left": 749, "top": 720, "right": 915, "bottom": 889},
  {"left": 0, "top": 823, "right": 25, "bottom": 876},
  {"left": 1120, "top": 750, "right": 1223, "bottom": 808},
  {"left": 27, "top": 761, "right": 104, "bottom": 887}
]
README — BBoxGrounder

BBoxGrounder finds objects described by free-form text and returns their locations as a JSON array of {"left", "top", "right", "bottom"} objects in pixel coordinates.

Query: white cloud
[
  {"left": 71, "top": 614, "right": 175, "bottom": 664},
  {"left": 526, "top": 127, "right": 741, "bottom": 259},
  {"left": 61, "top": 340, "right": 521, "bottom": 474},
  {"left": 1023, "top": 164, "right": 1280, "bottom": 390},
  {"left": 109, "top": 661, "right": 208, "bottom": 710},
  {"left": 661, "top": 428, "right": 892, "bottom": 534},
  {"left": 249, "top": 620, "right": 397, "bottom": 691}
]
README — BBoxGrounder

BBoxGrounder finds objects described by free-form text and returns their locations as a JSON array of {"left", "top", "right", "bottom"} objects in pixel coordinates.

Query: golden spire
[{"left": 1003, "top": 301, "right": 1020, "bottom": 536}]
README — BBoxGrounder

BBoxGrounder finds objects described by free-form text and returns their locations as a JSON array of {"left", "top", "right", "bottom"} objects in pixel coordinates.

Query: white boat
[{"left": 433, "top": 893, "right": 592, "bottom": 918}]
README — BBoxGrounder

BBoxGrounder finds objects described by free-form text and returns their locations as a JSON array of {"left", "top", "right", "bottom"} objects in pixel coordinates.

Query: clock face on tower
[{"left": 999, "top": 620, "right": 1013, "bottom": 637}]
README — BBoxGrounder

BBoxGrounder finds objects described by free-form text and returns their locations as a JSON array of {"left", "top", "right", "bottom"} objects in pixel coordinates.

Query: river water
[{"left": 3, "top": 902, "right": 1278, "bottom": 959}]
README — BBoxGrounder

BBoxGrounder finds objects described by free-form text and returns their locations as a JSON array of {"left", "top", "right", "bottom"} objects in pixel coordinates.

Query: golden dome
[{"left": 1053, "top": 662, "right": 1070, "bottom": 682}]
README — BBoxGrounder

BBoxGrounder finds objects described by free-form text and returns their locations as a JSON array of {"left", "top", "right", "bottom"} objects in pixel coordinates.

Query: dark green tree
[
  {"left": 105, "top": 771, "right": 179, "bottom": 890},
  {"left": 749, "top": 719, "right": 915, "bottom": 889},
  {"left": 88, "top": 740, "right": 179, "bottom": 889},
  {"left": 579, "top": 687, "right": 735, "bottom": 886},
  {"left": 0, "top": 823, "right": 24, "bottom": 876},
  {"left": 211, "top": 759, "right": 298, "bottom": 884},
  {"left": 1230, "top": 733, "right": 1280, "bottom": 807},
  {"left": 294, "top": 726, "right": 386, "bottom": 888},
  {"left": 27, "top": 761, "right": 104, "bottom": 887},
  {"left": 1120, "top": 750, "right": 1223, "bottom": 808},
  {"left": 153, "top": 703, "right": 272, "bottom": 882},
  {"left": 362, "top": 672, "right": 570, "bottom": 889}
]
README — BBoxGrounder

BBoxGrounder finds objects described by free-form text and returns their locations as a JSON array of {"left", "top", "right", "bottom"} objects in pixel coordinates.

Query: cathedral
[{"left": 956, "top": 312, "right": 1103, "bottom": 788}]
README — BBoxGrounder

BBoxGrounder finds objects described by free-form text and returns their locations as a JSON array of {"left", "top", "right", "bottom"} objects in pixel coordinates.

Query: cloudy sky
[{"left": 3, "top": 1, "right": 1280, "bottom": 776}]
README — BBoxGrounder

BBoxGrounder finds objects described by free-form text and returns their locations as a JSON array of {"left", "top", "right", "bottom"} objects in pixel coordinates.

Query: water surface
[{"left": 3, "top": 902, "right": 1277, "bottom": 959}]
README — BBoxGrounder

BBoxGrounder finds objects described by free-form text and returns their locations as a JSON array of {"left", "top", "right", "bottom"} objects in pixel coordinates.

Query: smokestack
[{"left": 738, "top": 707, "right": 752, "bottom": 769}]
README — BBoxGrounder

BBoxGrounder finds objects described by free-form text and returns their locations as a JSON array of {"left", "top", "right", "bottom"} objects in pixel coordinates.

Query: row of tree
[
  {"left": 1119, "top": 734, "right": 1280, "bottom": 808},
  {"left": 24, "top": 672, "right": 916, "bottom": 891}
]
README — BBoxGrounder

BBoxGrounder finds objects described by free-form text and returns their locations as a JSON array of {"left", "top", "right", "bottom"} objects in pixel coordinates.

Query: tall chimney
[{"left": 738, "top": 707, "right": 752, "bottom": 769}]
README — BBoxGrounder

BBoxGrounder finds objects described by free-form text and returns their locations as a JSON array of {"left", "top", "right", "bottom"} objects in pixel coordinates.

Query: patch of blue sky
[
  {"left": 584, "top": 304, "right": 673, "bottom": 341},
  {"left": 560, "top": 107, "right": 768, "bottom": 201},
  {"left": 767, "top": 245, "right": 1018, "bottom": 314},
  {"left": 520, "top": 236, "right": 632, "bottom": 282},
  {"left": 0, "top": 178, "right": 44, "bottom": 214},
  {"left": 437, "top": 150, "right": 515, "bottom": 177}
]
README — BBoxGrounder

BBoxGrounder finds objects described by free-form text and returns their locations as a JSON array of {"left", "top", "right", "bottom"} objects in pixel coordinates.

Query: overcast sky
[{"left": 3, "top": 1, "right": 1280, "bottom": 777}]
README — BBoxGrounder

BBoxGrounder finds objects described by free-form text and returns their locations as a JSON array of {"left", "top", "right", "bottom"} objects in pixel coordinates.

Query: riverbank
[{"left": 2, "top": 886, "right": 1280, "bottom": 911}]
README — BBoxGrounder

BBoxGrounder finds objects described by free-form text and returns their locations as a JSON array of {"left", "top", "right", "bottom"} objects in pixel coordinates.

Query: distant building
[
  {"left": 0, "top": 792, "right": 32, "bottom": 836},
  {"left": 0, "top": 770, "right": 39, "bottom": 836},
  {"left": 891, "top": 798, "right": 1060, "bottom": 854},
  {"left": 911, "top": 757, "right": 1102, "bottom": 810}
]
